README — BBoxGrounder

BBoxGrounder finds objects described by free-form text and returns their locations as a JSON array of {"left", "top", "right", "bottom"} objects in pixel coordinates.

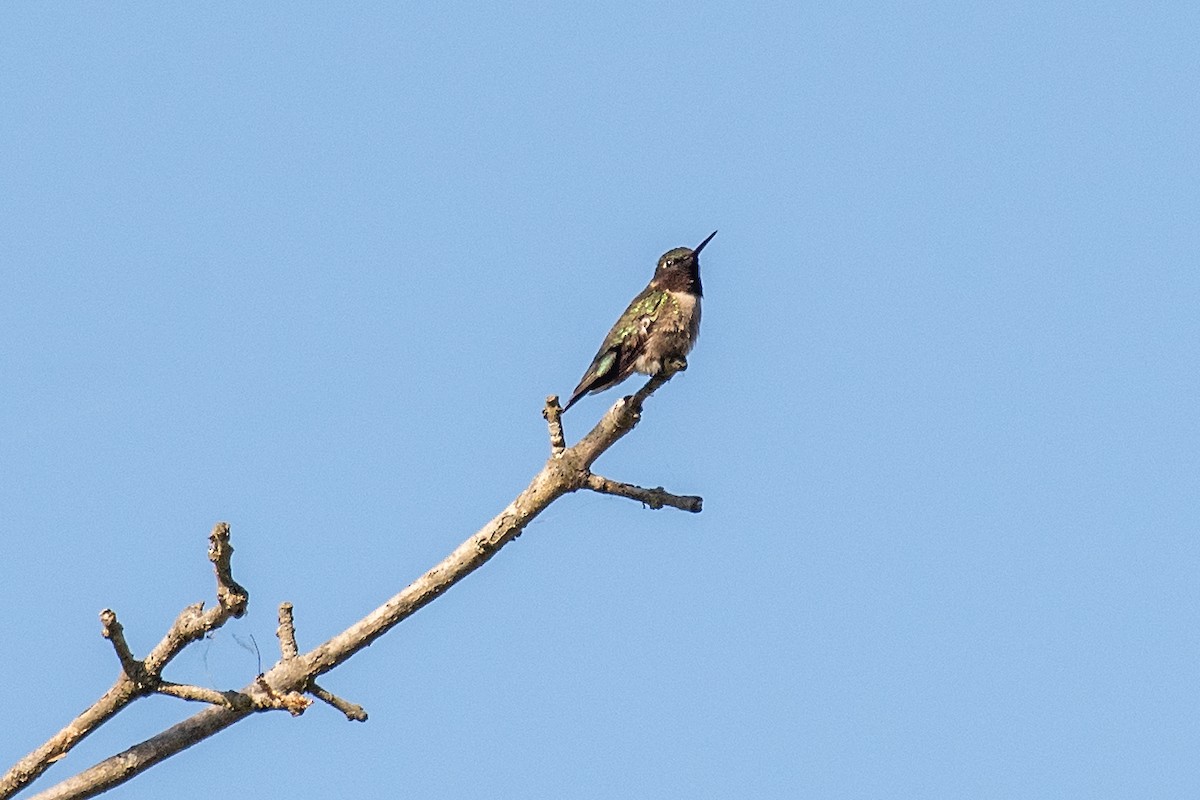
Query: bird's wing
[{"left": 564, "top": 289, "right": 666, "bottom": 410}]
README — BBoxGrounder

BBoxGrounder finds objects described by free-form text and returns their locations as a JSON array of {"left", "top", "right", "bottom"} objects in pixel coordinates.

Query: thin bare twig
[
  {"left": 583, "top": 474, "right": 703, "bottom": 512},
  {"left": 277, "top": 602, "right": 299, "bottom": 660},
  {"left": 99, "top": 610, "right": 144, "bottom": 685},
  {"left": 543, "top": 395, "right": 566, "bottom": 454},
  {"left": 155, "top": 683, "right": 247, "bottom": 709},
  {"left": 310, "top": 683, "right": 369, "bottom": 722},
  {"left": 209, "top": 522, "right": 248, "bottom": 618}
]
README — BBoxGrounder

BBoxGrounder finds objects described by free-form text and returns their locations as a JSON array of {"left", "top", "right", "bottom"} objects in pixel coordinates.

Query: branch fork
[
  {"left": 276, "top": 602, "right": 367, "bottom": 721},
  {"left": 544, "top": 372, "right": 703, "bottom": 514}
]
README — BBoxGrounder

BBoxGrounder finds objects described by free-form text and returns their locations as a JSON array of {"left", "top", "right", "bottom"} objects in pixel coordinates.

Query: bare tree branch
[
  {"left": 207, "top": 523, "right": 249, "bottom": 620},
  {"left": 543, "top": 394, "right": 566, "bottom": 454},
  {"left": 8, "top": 378, "right": 700, "bottom": 800},
  {"left": 584, "top": 474, "right": 703, "bottom": 512},
  {"left": 276, "top": 602, "right": 299, "bottom": 661},
  {"left": 309, "top": 684, "right": 368, "bottom": 722},
  {"left": 153, "top": 683, "right": 246, "bottom": 709},
  {"left": 1, "top": 523, "right": 250, "bottom": 799},
  {"left": 98, "top": 611, "right": 142, "bottom": 683}
]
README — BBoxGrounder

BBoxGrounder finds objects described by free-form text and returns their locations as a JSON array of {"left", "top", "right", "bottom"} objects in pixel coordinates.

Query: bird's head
[{"left": 652, "top": 230, "right": 717, "bottom": 296}]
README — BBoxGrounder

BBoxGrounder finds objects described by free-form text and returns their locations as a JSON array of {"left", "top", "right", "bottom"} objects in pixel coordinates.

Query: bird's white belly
[{"left": 633, "top": 293, "right": 700, "bottom": 376}]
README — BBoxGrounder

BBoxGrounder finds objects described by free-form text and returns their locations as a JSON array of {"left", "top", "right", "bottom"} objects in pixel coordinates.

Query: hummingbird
[{"left": 562, "top": 230, "right": 717, "bottom": 413}]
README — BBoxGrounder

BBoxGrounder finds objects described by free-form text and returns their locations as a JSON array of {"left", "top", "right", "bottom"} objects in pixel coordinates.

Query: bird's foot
[{"left": 663, "top": 357, "right": 689, "bottom": 376}]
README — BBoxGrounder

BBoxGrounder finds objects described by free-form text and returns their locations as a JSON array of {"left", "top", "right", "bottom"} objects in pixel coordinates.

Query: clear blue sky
[{"left": 2, "top": 3, "right": 1197, "bottom": 798}]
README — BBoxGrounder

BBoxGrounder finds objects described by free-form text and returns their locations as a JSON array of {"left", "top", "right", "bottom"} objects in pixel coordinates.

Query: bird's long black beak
[{"left": 693, "top": 229, "right": 718, "bottom": 255}]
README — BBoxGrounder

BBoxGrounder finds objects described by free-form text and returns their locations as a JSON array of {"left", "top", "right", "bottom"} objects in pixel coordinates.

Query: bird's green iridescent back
[{"left": 602, "top": 287, "right": 669, "bottom": 349}]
